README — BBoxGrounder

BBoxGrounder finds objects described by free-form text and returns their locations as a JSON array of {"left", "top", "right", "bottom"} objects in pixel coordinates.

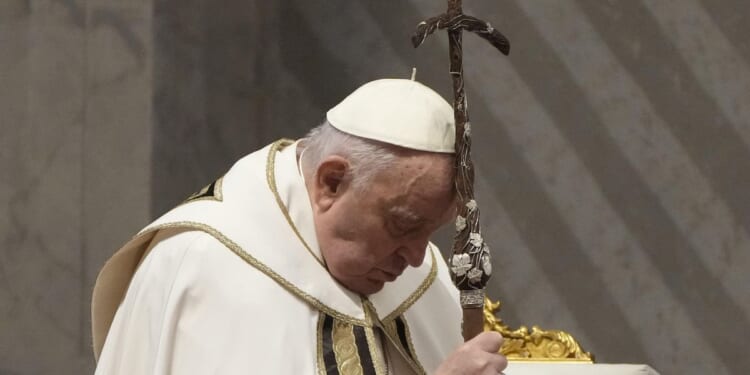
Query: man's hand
[{"left": 435, "top": 331, "right": 508, "bottom": 375}]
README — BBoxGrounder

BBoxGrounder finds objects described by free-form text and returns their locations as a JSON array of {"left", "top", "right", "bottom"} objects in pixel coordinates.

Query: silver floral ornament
[
  {"left": 467, "top": 267, "right": 483, "bottom": 283},
  {"left": 455, "top": 215, "right": 467, "bottom": 232},
  {"left": 466, "top": 199, "right": 477, "bottom": 212},
  {"left": 451, "top": 253, "right": 472, "bottom": 276},
  {"left": 469, "top": 232, "right": 483, "bottom": 248}
]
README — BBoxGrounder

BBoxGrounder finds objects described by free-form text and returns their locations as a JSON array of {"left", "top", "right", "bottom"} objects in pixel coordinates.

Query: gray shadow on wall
[
  {"left": 276, "top": 0, "right": 357, "bottom": 118},
  {"left": 151, "top": 0, "right": 264, "bottom": 216}
]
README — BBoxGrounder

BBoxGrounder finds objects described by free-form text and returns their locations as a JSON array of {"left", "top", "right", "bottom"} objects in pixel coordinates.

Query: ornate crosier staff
[{"left": 412, "top": 0, "right": 510, "bottom": 341}]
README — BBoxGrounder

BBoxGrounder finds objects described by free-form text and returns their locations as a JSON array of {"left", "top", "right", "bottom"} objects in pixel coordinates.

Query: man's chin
[{"left": 345, "top": 278, "right": 386, "bottom": 295}]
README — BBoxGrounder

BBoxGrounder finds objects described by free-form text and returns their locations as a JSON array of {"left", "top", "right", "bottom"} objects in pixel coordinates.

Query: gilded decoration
[
  {"left": 331, "top": 320, "right": 365, "bottom": 375},
  {"left": 317, "top": 311, "right": 386, "bottom": 375},
  {"left": 483, "top": 297, "right": 594, "bottom": 362}
]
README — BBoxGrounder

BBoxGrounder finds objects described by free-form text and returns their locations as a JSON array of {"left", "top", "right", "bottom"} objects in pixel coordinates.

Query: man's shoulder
[
  {"left": 144, "top": 228, "right": 246, "bottom": 267},
  {"left": 148, "top": 228, "right": 219, "bottom": 252},
  {"left": 140, "top": 227, "right": 286, "bottom": 296}
]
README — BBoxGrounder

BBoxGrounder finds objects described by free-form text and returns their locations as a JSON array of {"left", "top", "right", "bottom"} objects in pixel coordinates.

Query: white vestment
[{"left": 92, "top": 140, "right": 463, "bottom": 374}]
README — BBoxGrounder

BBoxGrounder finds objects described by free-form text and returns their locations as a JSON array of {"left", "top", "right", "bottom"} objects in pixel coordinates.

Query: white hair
[{"left": 300, "top": 121, "right": 399, "bottom": 192}]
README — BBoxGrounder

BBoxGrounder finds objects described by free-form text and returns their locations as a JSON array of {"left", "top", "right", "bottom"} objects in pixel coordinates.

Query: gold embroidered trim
[
  {"left": 379, "top": 320, "right": 400, "bottom": 375},
  {"left": 380, "top": 317, "right": 425, "bottom": 375},
  {"left": 381, "top": 319, "right": 399, "bottom": 349},
  {"left": 363, "top": 300, "right": 426, "bottom": 375},
  {"left": 317, "top": 312, "right": 328, "bottom": 375},
  {"left": 332, "top": 320, "right": 365, "bottom": 375},
  {"left": 266, "top": 139, "right": 327, "bottom": 268},
  {"left": 364, "top": 305, "right": 388, "bottom": 375},
  {"left": 399, "top": 315, "right": 425, "bottom": 374},
  {"left": 382, "top": 244, "right": 438, "bottom": 324},
  {"left": 138, "top": 221, "right": 368, "bottom": 326}
]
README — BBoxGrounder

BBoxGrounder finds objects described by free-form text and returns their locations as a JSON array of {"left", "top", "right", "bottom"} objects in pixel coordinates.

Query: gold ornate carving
[{"left": 483, "top": 298, "right": 594, "bottom": 362}]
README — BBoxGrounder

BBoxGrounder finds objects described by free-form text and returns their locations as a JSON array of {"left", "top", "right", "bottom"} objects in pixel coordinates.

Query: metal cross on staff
[{"left": 412, "top": 0, "right": 510, "bottom": 341}]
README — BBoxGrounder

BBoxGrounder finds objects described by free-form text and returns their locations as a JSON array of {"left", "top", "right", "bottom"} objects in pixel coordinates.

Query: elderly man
[{"left": 92, "top": 79, "right": 507, "bottom": 374}]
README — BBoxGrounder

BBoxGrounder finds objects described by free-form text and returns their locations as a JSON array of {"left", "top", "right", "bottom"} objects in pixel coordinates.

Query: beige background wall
[{"left": 1, "top": 1, "right": 748, "bottom": 374}]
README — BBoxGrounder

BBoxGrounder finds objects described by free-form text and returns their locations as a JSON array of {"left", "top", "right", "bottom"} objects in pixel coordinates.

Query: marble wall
[
  {"left": 2, "top": 0, "right": 749, "bottom": 374},
  {"left": 0, "top": 1, "right": 152, "bottom": 373}
]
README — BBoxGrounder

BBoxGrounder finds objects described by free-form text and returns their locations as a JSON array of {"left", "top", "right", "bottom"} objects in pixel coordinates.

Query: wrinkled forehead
[
  {"left": 373, "top": 153, "right": 456, "bottom": 214},
  {"left": 390, "top": 151, "right": 455, "bottom": 191}
]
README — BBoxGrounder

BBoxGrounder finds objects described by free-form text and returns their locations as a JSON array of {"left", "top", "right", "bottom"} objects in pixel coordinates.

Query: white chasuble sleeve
[{"left": 95, "top": 229, "right": 319, "bottom": 374}]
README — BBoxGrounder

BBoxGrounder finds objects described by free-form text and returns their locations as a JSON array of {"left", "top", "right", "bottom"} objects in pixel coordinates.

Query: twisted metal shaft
[{"left": 412, "top": 0, "right": 510, "bottom": 341}]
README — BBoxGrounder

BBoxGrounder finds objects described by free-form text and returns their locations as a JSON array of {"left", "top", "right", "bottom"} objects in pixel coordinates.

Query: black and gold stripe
[{"left": 319, "top": 313, "right": 379, "bottom": 375}]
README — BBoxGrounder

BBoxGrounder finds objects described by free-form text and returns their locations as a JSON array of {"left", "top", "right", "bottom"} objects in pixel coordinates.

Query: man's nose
[{"left": 399, "top": 239, "right": 429, "bottom": 268}]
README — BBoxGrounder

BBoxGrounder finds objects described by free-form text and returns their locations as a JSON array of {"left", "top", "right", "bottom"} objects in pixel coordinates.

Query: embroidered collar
[{"left": 266, "top": 139, "right": 325, "bottom": 267}]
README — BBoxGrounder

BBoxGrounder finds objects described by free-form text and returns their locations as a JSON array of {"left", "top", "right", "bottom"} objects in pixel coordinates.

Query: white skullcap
[{"left": 327, "top": 79, "right": 456, "bottom": 153}]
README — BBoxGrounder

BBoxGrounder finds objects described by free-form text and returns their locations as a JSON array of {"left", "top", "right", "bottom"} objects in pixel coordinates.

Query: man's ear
[{"left": 311, "top": 156, "right": 351, "bottom": 212}]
